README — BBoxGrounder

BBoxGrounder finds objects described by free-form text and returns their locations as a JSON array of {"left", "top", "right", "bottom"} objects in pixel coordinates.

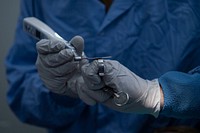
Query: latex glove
[
  {"left": 36, "top": 36, "right": 87, "bottom": 97},
  {"left": 81, "top": 60, "right": 161, "bottom": 117}
]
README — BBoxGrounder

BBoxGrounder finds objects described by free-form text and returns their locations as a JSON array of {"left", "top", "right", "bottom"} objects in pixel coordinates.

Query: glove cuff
[{"left": 146, "top": 79, "right": 161, "bottom": 117}]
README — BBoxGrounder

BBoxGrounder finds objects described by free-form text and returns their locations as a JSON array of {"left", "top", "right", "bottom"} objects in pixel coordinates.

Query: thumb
[
  {"left": 81, "top": 61, "right": 101, "bottom": 84},
  {"left": 81, "top": 61, "right": 104, "bottom": 90},
  {"left": 103, "top": 60, "right": 121, "bottom": 83}
]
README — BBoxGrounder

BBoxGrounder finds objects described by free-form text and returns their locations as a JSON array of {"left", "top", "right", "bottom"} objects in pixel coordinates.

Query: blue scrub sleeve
[
  {"left": 5, "top": 0, "right": 86, "bottom": 128},
  {"left": 159, "top": 67, "right": 200, "bottom": 119}
]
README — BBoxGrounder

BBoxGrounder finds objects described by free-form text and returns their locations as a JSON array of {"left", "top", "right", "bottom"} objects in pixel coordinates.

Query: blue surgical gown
[{"left": 5, "top": 0, "right": 200, "bottom": 133}]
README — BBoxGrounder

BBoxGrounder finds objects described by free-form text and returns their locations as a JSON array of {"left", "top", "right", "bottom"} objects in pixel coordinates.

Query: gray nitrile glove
[
  {"left": 81, "top": 60, "right": 161, "bottom": 117},
  {"left": 36, "top": 36, "right": 88, "bottom": 98}
]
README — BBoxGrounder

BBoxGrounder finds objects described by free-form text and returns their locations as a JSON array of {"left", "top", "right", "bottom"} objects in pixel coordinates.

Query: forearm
[{"left": 158, "top": 70, "right": 200, "bottom": 118}]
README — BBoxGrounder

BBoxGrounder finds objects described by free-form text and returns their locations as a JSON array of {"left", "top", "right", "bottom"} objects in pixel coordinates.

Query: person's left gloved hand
[
  {"left": 35, "top": 36, "right": 88, "bottom": 98},
  {"left": 35, "top": 36, "right": 108, "bottom": 106},
  {"left": 81, "top": 60, "right": 161, "bottom": 117}
]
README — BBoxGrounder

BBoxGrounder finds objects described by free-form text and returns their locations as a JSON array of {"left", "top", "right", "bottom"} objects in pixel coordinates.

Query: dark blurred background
[{"left": 0, "top": 1, "right": 46, "bottom": 133}]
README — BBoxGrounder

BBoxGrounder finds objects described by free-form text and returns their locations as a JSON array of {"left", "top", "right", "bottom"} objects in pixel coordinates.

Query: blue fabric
[
  {"left": 5, "top": 0, "right": 200, "bottom": 132},
  {"left": 159, "top": 68, "right": 200, "bottom": 118}
]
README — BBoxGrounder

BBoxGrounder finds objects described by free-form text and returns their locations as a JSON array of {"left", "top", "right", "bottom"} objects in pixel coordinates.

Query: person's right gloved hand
[
  {"left": 81, "top": 60, "right": 162, "bottom": 117},
  {"left": 35, "top": 36, "right": 87, "bottom": 98}
]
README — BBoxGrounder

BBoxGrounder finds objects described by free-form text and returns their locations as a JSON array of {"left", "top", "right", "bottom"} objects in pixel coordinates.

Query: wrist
[
  {"left": 159, "top": 85, "right": 164, "bottom": 110},
  {"left": 145, "top": 79, "right": 161, "bottom": 117}
]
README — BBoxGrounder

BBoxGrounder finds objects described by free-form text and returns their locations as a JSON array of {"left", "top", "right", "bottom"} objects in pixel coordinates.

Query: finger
[
  {"left": 68, "top": 76, "right": 96, "bottom": 105},
  {"left": 69, "top": 35, "right": 84, "bottom": 56},
  {"left": 103, "top": 60, "right": 130, "bottom": 93},
  {"left": 83, "top": 88, "right": 112, "bottom": 103},
  {"left": 81, "top": 60, "right": 101, "bottom": 85},
  {"left": 79, "top": 53, "right": 89, "bottom": 67},
  {"left": 77, "top": 84, "right": 96, "bottom": 106},
  {"left": 47, "top": 62, "right": 77, "bottom": 77},
  {"left": 36, "top": 39, "right": 66, "bottom": 54},
  {"left": 39, "top": 72, "right": 66, "bottom": 94},
  {"left": 81, "top": 62, "right": 105, "bottom": 90},
  {"left": 103, "top": 60, "right": 121, "bottom": 83},
  {"left": 39, "top": 49, "right": 74, "bottom": 67},
  {"left": 36, "top": 56, "right": 77, "bottom": 77}
]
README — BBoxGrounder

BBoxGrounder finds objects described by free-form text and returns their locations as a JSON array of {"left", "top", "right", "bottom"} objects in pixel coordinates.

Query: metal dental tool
[
  {"left": 23, "top": 17, "right": 82, "bottom": 61},
  {"left": 82, "top": 56, "right": 112, "bottom": 61},
  {"left": 97, "top": 59, "right": 129, "bottom": 106}
]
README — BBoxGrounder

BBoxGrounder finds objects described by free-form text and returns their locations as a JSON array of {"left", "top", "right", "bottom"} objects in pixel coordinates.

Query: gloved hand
[
  {"left": 36, "top": 36, "right": 88, "bottom": 98},
  {"left": 81, "top": 60, "right": 161, "bottom": 117}
]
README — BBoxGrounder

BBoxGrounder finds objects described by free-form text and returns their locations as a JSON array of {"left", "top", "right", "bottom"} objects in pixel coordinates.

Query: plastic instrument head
[
  {"left": 23, "top": 17, "right": 64, "bottom": 41},
  {"left": 23, "top": 17, "right": 83, "bottom": 61}
]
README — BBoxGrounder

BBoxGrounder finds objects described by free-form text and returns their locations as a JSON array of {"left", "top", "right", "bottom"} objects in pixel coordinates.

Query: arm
[
  {"left": 5, "top": 0, "right": 86, "bottom": 128},
  {"left": 81, "top": 60, "right": 200, "bottom": 119},
  {"left": 159, "top": 67, "right": 200, "bottom": 119}
]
